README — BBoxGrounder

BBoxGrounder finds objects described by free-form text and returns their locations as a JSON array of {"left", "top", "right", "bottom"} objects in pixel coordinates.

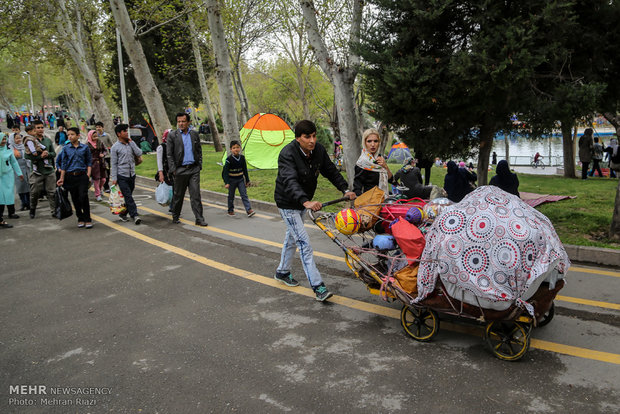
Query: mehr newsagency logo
[{"left": 8, "top": 385, "right": 112, "bottom": 407}]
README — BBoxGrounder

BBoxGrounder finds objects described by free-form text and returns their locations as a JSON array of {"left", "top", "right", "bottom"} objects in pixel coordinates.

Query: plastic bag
[
  {"left": 109, "top": 184, "right": 127, "bottom": 215},
  {"left": 155, "top": 182, "right": 173, "bottom": 206},
  {"left": 54, "top": 186, "right": 73, "bottom": 220}
]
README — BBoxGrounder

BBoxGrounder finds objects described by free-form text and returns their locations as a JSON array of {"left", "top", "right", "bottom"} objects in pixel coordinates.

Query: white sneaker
[{"left": 96, "top": 196, "right": 102, "bottom": 201}]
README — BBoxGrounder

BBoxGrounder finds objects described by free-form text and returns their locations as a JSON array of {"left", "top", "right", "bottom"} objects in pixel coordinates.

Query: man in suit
[{"left": 167, "top": 112, "right": 207, "bottom": 226}]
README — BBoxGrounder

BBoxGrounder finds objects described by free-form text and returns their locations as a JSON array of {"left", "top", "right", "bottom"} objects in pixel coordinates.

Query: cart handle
[{"left": 307, "top": 196, "right": 350, "bottom": 221}]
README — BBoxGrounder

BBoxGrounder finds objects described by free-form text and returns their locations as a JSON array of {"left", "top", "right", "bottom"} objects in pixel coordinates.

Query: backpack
[{"left": 593, "top": 143, "right": 604, "bottom": 160}]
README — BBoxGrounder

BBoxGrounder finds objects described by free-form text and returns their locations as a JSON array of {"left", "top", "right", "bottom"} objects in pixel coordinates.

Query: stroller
[{"left": 310, "top": 186, "right": 570, "bottom": 361}]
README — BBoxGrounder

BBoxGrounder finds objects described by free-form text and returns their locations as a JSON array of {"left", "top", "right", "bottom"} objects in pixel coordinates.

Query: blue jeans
[
  {"left": 117, "top": 175, "right": 137, "bottom": 218},
  {"left": 277, "top": 208, "right": 323, "bottom": 288},
  {"left": 227, "top": 177, "right": 252, "bottom": 213}
]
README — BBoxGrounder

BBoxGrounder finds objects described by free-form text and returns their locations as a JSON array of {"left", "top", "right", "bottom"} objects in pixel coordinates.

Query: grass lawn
[{"left": 137, "top": 145, "right": 620, "bottom": 249}]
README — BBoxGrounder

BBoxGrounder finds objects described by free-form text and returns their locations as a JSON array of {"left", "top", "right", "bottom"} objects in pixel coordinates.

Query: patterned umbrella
[{"left": 414, "top": 186, "right": 570, "bottom": 316}]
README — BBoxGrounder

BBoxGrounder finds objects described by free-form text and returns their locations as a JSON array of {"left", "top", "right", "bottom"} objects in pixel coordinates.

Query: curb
[{"left": 136, "top": 176, "right": 620, "bottom": 269}]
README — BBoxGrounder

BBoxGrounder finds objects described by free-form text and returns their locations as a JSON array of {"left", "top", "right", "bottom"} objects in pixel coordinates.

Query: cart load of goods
[{"left": 333, "top": 185, "right": 571, "bottom": 319}]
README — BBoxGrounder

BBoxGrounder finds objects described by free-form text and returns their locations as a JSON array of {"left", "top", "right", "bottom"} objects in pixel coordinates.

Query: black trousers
[
  {"left": 64, "top": 174, "right": 91, "bottom": 222},
  {"left": 581, "top": 162, "right": 590, "bottom": 179},
  {"left": 171, "top": 165, "right": 204, "bottom": 221}
]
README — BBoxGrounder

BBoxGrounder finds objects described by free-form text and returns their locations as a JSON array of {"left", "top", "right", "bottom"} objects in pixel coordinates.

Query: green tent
[{"left": 223, "top": 113, "right": 295, "bottom": 169}]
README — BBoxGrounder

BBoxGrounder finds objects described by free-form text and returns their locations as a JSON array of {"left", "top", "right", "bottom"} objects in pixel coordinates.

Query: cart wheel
[
  {"left": 537, "top": 302, "right": 555, "bottom": 327},
  {"left": 400, "top": 305, "right": 439, "bottom": 342},
  {"left": 485, "top": 321, "right": 531, "bottom": 361}
]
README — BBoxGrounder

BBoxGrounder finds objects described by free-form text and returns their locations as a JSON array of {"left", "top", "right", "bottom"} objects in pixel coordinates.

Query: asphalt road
[{"left": 1, "top": 182, "right": 619, "bottom": 413}]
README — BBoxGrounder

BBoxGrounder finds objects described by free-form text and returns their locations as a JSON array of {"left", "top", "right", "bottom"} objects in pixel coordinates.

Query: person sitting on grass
[
  {"left": 222, "top": 140, "right": 255, "bottom": 218},
  {"left": 489, "top": 160, "right": 520, "bottom": 197}
]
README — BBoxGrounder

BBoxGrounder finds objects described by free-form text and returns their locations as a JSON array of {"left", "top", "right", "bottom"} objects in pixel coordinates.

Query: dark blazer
[
  {"left": 166, "top": 129, "right": 202, "bottom": 173},
  {"left": 274, "top": 140, "right": 349, "bottom": 210}
]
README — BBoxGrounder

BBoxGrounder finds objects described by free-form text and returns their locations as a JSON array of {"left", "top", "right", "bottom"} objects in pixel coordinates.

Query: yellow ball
[{"left": 335, "top": 208, "right": 360, "bottom": 235}]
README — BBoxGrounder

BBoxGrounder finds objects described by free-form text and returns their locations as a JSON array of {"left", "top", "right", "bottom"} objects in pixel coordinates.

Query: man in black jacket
[
  {"left": 166, "top": 112, "right": 207, "bottom": 226},
  {"left": 274, "top": 120, "right": 356, "bottom": 301}
]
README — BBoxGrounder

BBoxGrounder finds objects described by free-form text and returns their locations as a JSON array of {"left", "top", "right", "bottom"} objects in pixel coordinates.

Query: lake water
[{"left": 490, "top": 131, "right": 617, "bottom": 166}]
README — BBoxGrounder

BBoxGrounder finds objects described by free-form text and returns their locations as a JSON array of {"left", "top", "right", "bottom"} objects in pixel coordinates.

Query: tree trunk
[
  {"left": 332, "top": 75, "right": 361, "bottom": 183},
  {"left": 610, "top": 179, "right": 620, "bottom": 240},
  {"left": 477, "top": 120, "right": 494, "bottom": 185},
  {"left": 606, "top": 115, "right": 620, "bottom": 239},
  {"left": 34, "top": 62, "right": 47, "bottom": 115},
  {"left": 109, "top": 0, "right": 171, "bottom": 138},
  {"left": 206, "top": 0, "right": 240, "bottom": 152},
  {"left": 300, "top": 0, "right": 363, "bottom": 186},
  {"left": 295, "top": 66, "right": 311, "bottom": 120},
  {"left": 48, "top": 0, "right": 114, "bottom": 136},
  {"left": 233, "top": 65, "right": 251, "bottom": 123},
  {"left": 188, "top": 13, "right": 223, "bottom": 152},
  {"left": 561, "top": 119, "right": 576, "bottom": 178}
]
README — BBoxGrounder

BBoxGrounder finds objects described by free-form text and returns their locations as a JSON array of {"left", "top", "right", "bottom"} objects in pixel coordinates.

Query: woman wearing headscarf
[
  {"left": 11, "top": 131, "right": 31, "bottom": 210},
  {"left": 578, "top": 128, "right": 594, "bottom": 179},
  {"left": 443, "top": 160, "right": 476, "bottom": 202},
  {"left": 353, "top": 128, "right": 393, "bottom": 195},
  {"left": 0, "top": 133, "right": 24, "bottom": 228},
  {"left": 489, "top": 160, "right": 520, "bottom": 197},
  {"left": 87, "top": 129, "right": 107, "bottom": 201}
]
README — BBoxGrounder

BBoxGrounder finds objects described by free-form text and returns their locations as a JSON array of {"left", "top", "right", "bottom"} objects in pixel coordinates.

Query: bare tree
[
  {"left": 206, "top": 0, "right": 240, "bottom": 151},
  {"left": 187, "top": 11, "right": 223, "bottom": 152},
  {"left": 46, "top": 0, "right": 114, "bottom": 134},
  {"left": 300, "top": 0, "right": 363, "bottom": 184},
  {"left": 109, "top": 0, "right": 172, "bottom": 137}
]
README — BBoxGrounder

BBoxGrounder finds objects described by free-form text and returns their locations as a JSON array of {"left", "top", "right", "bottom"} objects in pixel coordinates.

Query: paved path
[{"left": 1, "top": 183, "right": 619, "bottom": 413}]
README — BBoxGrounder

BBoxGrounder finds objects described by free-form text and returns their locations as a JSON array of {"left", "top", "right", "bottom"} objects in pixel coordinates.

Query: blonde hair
[{"left": 362, "top": 128, "right": 381, "bottom": 144}]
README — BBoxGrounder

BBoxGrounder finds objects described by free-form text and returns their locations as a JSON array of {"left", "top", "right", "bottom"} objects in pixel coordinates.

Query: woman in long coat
[
  {"left": 11, "top": 132, "right": 31, "bottom": 210},
  {"left": 0, "top": 133, "right": 24, "bottom": 228},
  {"left": 578, "top": 128, "right": 594, "bottom": 180}
]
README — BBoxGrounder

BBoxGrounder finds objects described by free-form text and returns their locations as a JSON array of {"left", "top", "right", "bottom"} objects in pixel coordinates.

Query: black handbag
[{"left": 55, "top": 186, "right": 73, "bottom": 220}]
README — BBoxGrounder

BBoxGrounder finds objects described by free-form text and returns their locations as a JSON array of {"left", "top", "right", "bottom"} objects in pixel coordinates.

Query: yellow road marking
[
  {"left": 556, "top": 295, "right": 620, "bottom": 311},
  {"left": 569, "top": 266, "right": 620, "bottom": 278},
  {"left": 91, "top": 212, "right": 620, "bottom": 365},
  {"left": 115, "top": 185, "right": 620, "bottom": 311},
  {"left": 136, "top": 204, "right": 344, "bottom": 262}
]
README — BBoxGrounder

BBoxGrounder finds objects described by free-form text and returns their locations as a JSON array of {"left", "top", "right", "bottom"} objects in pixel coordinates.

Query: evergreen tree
[{"left": 359, "top": 0, "right": 576, "bottom": 184}]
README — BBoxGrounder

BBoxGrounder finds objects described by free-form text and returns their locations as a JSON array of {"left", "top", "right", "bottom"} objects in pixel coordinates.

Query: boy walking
[
  {"left": 222, "top": 140, "right": 255, "bottom": 217},
  {"left": 110, "top": 123, "right": 143, "bottom": 225},
  {"left": 56, "top": 127, "right": 93, "bottom": 228}
]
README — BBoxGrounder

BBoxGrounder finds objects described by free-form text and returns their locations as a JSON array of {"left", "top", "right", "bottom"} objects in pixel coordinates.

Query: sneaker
[
  {"left": 85, "top": 223, "right": 93, "bottom": 229},
  {"left": 8, "top": 214, "right": 19, "bottom": 219},
  {"left": 172, "top": 217, "right": 181, "bottom": 224},
  {"left": 29, "top": 209, "right": 35, "bottom": 219},
  {"left": 227, "top": 211, "right": 235, "bottom": 216},
  {"left": 77, "top": 222, "right": 85, "bottom": 228},
  {"left": 104, "top": 189, "right": 110, "bottom": 193},
  {"left": 247, "top": 210, "right": 255, "bottom": 217},
  {"left": 134, "top": 216, "right": 142, "bottom": 225},
  {"left": 313, "top": 284, "right": 333, "bottom": 302},
  {"left": 96, "top": 196, "right": 102, "bottom": 202},
  {"left": 195, "top": 220, "right": 208, "bottom": 227},
  {"left": 274, "top": 272, "right": 299, "bottom": 287},
  {"left": 118, "top": 214, "right": 129, "bottom": 222}
]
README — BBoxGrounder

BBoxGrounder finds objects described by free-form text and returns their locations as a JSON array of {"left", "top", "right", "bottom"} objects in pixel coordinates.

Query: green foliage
[
  {"left": 316, "top": 123, "right": 333, "bottom": 149},
  {"left": 358, "top": 0, "right": 580, "bottom": 160},
  {"left": 244, "top": 58, "right": 334, "bottom": 124},
  {"left": 103, "top": 0, "right": 212, "bottom": 123}
]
